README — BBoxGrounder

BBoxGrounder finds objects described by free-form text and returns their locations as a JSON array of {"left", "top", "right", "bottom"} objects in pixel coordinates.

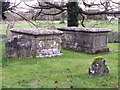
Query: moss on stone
[{"left": 93, "top": 56, "right": 105, "bottom": 63}]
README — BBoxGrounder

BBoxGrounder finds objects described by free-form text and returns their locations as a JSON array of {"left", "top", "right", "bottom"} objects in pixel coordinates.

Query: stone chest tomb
[
  {"left": 57, "top": 27, "right": 112, "bottom": 54},
  {"left": 6, "top": 28, "right": 63, "bottom": 60}
]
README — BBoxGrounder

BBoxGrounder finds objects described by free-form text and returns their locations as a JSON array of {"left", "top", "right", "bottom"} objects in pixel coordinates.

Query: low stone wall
[
  {"left": 6, "top": 28, "right": 63, "bottom": 60},
  {"left": 57, "top": 27, "right": 112, "bottom": 54}
]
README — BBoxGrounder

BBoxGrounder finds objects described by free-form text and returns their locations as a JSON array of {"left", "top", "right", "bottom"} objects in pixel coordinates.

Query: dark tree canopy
[{"left": 1, "top": 0, "right": 120, "bottom": 27}]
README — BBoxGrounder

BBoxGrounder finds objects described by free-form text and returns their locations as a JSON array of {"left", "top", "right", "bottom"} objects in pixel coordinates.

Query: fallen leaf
[
  {"left": 35, "top": 80, "right": 41, "bottom": 82},
  {"left": 54, "top": 80, "right": 59, "bottom": 83},
  {"left": 38, "top": 80, "right": 41, "bottom": 82},
  {"left": 67, "top": 75, "right": 74, "bottom": 78},
  {"left": 22, "top": 80, "right": 26, "bottom": 82}
]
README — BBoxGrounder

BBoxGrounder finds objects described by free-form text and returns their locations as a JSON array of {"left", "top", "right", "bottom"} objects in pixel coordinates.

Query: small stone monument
[{"left": 88, "top": 56, "right": 109, "bottom": 77}]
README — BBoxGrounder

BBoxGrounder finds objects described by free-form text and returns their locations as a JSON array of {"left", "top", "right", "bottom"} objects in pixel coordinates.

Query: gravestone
[
  {"left": 57, "top": 27, "right": 112, "bottom": 54},
  {"left": 6, "top": 28, "right": 63, "bottom": 60},
  {"left": 88, "top": 57, "right": 109, "bottom": 77}
]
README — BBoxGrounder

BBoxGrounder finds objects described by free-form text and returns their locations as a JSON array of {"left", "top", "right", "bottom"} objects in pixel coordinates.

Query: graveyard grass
[
  {"left": 0, "top": 20, "right": 118, "bottom": 34},
  {"left": 0, "top": 21, "right": 119, "bottom": 88}
]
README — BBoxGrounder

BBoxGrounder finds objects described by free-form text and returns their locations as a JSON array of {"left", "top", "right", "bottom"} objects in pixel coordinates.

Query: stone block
[
  {"left": 6, "top": 35, "right": 32, "bottom": 60},
  {"left": 6, "top": 28, "right": 63, "bottom": 60},
  {"left": 57, "top": 27, "right": 112, "bottom": 54}
]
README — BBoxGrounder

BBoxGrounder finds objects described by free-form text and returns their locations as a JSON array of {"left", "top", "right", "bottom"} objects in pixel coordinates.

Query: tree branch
[
  {"left": 41, "top": 9, "right": 65, "bottom": 15},
  {"left": 32, "top": 8, "right": 43, "bottom": 21},
  {"left": 82, "top": 0, "right": 101, "bottom": 7},
  {"left": 43, "top": 1, "right": 66, "bottom": 10},
  {"left": 111, "top": 1, "right": 120, "bottom": 5},
  {"left": 81, "top": 10, "right": 120, "bottom": 15},
  {"left": 9, "top": 2, "right": 21, "bottom": 10},
  {"left": 80, "top": 14, "right": 85, "bottom": 27},
  {"left": 9, "top": 9, "right": 38, "bottom": 28},
  {"left": 24, "top": 2, "right": 53, "bottom": 9}
]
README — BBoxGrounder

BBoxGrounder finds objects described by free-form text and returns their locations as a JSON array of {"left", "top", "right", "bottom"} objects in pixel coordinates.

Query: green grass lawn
[
  {"left": 83, "top": 21, "right": 118, "bottom": 32},
  {"left": 0, "top": 20, "right": 118, "bottom": 35},
  {"left": 0, "top": 20, "right": 119, "bottom": 88},
  {"left": 1, "top": 40, "right": 119, "bottom": 88}
]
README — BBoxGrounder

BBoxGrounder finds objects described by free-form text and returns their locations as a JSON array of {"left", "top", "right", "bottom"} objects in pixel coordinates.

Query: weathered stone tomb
[
  {"left": 6, "top": 28, "right": 63, "bottom": 60},
  {"left": 57, "top": 27, "right": 112, "bottom": 54}
]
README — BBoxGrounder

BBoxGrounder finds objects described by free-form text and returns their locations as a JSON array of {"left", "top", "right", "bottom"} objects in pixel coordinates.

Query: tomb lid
[
  {"left": 10, "top": 28, "right": 63, "bottom": 35},
  {"left": 57, "top": 27, "right": 112, "bottom": 33}
]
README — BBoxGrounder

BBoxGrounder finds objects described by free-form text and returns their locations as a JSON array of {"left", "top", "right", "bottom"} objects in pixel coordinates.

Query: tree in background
[
  {"left": 1, "top": 0, "right": 120, "bottom": 27},
  {"left": 67, "top": 1, "right": 79, "bottom": 27}
]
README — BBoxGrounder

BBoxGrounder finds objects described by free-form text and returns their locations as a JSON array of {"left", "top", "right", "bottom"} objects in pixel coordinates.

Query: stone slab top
[
  {"left": 10, "top": 28, "right": 63, "bottom": 35},
  {"left": 57, "top": 27, "right": 112, "bottom": 33}
]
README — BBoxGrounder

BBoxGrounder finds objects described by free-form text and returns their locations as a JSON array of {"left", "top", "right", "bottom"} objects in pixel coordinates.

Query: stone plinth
[
  {"left": 57, "top": 27, "right": 112, "bottom": 54},
  {"left": 6, "top": 28, "right": 63, "bottom": 60}
]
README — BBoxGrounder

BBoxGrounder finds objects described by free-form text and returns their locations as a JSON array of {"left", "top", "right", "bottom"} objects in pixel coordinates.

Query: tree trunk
[{"left": 67, "top": 1, "right": 79, "bottom": 27}]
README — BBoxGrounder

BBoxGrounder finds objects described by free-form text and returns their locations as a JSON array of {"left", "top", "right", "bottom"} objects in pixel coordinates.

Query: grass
[
  {"left": 83, "top": 21, "right": 118, "bottom": 32},
  {"left": 0, "top": 21, "right": 67, "bottom": 35},
  {"left": 0, "top": 20, "right": 118, "bottom": 35},
  {"left": 1, "top": 41, "right": 119, "bottom": 88},
  {"left": 0, "top": 20, "right": 119, "bottom": 88}
]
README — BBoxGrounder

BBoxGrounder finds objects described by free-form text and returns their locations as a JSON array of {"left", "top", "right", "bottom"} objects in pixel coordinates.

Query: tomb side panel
[
  {"left": 35, "top": 35, "right": 63, "bottom": 58},
  {"left": 92, "top": 33, "right": 109, "bottom": 53},
  {"left": 61, "top": 31, "right": 76, "bottom": 49},
  {"left": 75, "top": 32, "right": 93, "bottom": 53},
  {"left": 6, "top": 35, "right": 34, "bottom": 60}
]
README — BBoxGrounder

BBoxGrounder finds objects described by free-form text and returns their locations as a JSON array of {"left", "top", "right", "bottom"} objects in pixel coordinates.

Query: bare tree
[{"left": 1, "top": 0, "right": 120, "bottom": 27}]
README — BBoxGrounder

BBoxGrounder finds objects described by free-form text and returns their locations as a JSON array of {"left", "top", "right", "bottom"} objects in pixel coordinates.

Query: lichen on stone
[
  {"left": 88, "top": 56, "right": 109, "bottom": 77},
  {"left": 93, "top": 56, "right": 106, "bottom": 63}
]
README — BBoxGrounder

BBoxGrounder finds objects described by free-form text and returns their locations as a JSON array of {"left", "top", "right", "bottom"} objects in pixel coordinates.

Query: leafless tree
[{"left": 1, "top": 0, "right": 120, "bottom": 27}]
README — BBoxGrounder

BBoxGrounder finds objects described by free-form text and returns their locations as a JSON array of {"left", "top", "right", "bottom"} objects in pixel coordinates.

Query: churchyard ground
[{"left": 0, "top": 20, "right": 119, "bottom": 88}]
